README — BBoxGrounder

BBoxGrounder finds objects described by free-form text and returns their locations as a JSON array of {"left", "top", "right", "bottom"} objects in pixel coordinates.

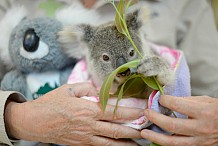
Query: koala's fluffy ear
[
  {"left": 58, "top": 24, "right": 95, "bottom": 59},
  {"left": 126, "top": 7, "right": 149, "bottom": 31}
]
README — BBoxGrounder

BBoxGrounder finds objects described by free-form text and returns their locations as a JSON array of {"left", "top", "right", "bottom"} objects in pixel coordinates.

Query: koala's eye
[
  {"left": 103, "top": 55, "right": 110, "bottom": 61},
  {"left": 129, "top": 49, "right": 135, "bottom": 57},
  {"left": 23, "top": 28, "right": 40, "bottom": 52}
]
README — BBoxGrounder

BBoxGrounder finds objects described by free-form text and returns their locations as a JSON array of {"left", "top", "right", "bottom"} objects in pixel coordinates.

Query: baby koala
[{"left": 58, "top": 10, "right": 174, "bottom": 93}]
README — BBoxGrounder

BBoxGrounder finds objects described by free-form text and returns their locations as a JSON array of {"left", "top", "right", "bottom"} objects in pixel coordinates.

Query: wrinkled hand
[
  {"left": 7, "top": 83, "right": 143, "bottom": 146},
  {"left": 141, "top": 95, "right": 218, "bottom": 146}
]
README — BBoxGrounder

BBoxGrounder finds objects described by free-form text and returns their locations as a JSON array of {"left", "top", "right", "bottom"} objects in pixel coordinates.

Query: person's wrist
[{"left": 4, "top": 100, "right": 29, "bottom": 140}]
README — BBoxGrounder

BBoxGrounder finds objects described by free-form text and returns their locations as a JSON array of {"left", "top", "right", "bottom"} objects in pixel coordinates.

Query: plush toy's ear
[
  {"left": 57, "top": 24, "right": 95, "bottom": 59},
  {"left": 0, "top": 6, "right": 27, "bottom": 69}
]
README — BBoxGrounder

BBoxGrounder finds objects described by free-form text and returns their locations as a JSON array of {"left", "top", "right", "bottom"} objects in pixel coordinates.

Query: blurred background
[{"left": 0, "top": 0, "right": 217, "bottom": 28}]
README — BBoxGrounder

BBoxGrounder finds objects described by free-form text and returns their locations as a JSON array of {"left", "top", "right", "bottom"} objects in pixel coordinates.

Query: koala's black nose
[
  {"left": 117, "top": 68, "right": 131, "bottom": 77},
  {"left": 116, "top": 57, "right": 127, "bottom": 68}
]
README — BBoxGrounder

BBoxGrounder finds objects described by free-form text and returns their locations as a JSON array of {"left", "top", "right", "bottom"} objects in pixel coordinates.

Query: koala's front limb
[
  {"left": 137, "top": 55, "right": 174, "bottom": 86},
  {"left": 1, "top": 70, "right": 27, "bottom": 96}
]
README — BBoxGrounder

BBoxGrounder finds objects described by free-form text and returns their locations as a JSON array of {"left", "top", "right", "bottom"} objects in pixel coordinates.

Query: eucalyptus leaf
[
  {"left": 110, "top": 0, "right": 143, "bottom": 58},
  {"left": 150, "top": 143, "right": 161, "bottom": 146},
  {"left": 99, "top": 59, "right": 140, "bottom": 111},
  {"left": 114, "top": 74, "right": 152, "bottom": 98},
  {"left": 99, "top": 71, "right": 117, "bottom": 111},
  {"left": 116, "top": 59, "right": 140, "bottom": 72},
  {"left": 114, "top": 74, "right": 142, "bottom": 113},
  {"left": 38, "top": 0, "right": 63, "bottom": 17},
  {"left": 113, "top": 74, "right": 151, "bottom": 114},
  {"left": 125, "top": 0, "right": 139, "bottom": 11},
  {"left": 153, "top": 76, "right": 164, "bottom": 95},
  {"left": 142, "top": 76, "right": 159, "bottom": 90},
  {"left": 114, "top": 0, "right": 126, "bottom": 35}
]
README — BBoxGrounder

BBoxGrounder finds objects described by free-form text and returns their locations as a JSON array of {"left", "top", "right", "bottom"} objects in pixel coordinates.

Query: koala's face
[
  {"left": 87, "top": 24, "right": 142, "bottom": 84},
  {"left": 58, "top": 10, "right": 146, "bottom": 86},
  {"left": 9, "top": 18, "right": 73, "bottom": 73}
]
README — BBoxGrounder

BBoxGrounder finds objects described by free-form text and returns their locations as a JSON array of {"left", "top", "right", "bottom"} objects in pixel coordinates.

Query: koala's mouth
[
  {"left": 116, "top": 68, "right": 131, "bottom": 77},
  {"left": 114, "top": 68, "right": 131, "bottom": 85}
]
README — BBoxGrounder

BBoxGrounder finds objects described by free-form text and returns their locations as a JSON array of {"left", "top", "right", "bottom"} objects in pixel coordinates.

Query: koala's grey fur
[
  {"left": 58, "top": 10, "right": 174, "bottom": 91},
  {"left": 1, "top": 17, "right": 76, "bottom": 99}
]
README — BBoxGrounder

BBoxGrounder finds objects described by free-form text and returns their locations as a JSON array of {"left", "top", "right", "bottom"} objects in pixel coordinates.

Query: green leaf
[
  {"left": 99, "top": 59, "right": 140, "bottom": 111},
  {"left": 110, "top": 0, "right": 143, "bottom": 58},
  {"left": 150, "top": 143, "right": 161, "bottom": 146},
  {"left": 142, "top": 76, "right": 159, "bottom": 90},
  {"left": 114, "top": 74, "right": 151, "bottom": 97},
  {"left": 99, "top": 72, "right": 117, "bottom": 111},
  {"left": 153, "top": 76, "right": 164, "bottom": 95},
  {"left": 116, "top": 59, "right": 140, "bottom": 71},
  {"left": 114, "top": 0, "right": 126, "bottom": 35},
  {"left": 119, "top": 75, "right": 145, "bottom": 96},
  {"left": 113, "top": 74, "right": 152, "bottom": 114},
  {"left": 125, "top": 0, "right": 139, "bottom": 11},
  {"left": 38, "top": 0, "right": 64, "bottom": 17}
]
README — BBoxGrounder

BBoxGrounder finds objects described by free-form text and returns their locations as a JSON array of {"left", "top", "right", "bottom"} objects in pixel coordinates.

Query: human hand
[
  {"left": 80, "top": 0, "right": 97, "bottom": 8},
  {"left": 5, "top": 83, "right": 143, "bottom": 146},
  {"left": 141, "top": 95, "right": 218, "bottom": 146}
]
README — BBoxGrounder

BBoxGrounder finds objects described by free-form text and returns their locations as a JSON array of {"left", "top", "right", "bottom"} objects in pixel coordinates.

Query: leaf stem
[
  {"left": 153, "top": 77, "right": 164, "bottom": 95},
  {"left": 110, "top": 1, "right": 143, "bottom": 58},
  {"left": 126, "top": 31, "right": 143, "bottom": 58},
  {"left": 172, "top": 112, "right": 177, "bottom": 118}
]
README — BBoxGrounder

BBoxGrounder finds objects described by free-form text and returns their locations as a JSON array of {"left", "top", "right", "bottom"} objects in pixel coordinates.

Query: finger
[
  {"left": 185, "top": 96, "right": 217, "bottom": 103},
  {"left": 144, "top": 109, "right": 198, "bottom": 136},
  {"left": 57, "top": 138, "right": 84, "bottom": 146},
  {"left": 159, "top": 95, "right": 204, "bottom": 118},
  {"left": 67, "top": 82, "right": 98, "bottom": 97},
  {"left": 90, "top": 136, "right": 137, "bottom": 146},
  {"left": 93, "top": 121, "right": 141, "bottom": 139},
  {"left": 141, "top": 129, "right": 197, "bottom": 146},
  {"left": 98, "top": 105, "right": 144, "bottom": 121}
]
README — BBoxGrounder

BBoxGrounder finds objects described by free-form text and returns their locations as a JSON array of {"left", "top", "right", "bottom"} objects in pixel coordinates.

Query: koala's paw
[
  {"left": 1, "top": 70, "right": 27, "bottom": 94},
  {"left": 137, "top": 56, "right": 174, "bottom": 85}
]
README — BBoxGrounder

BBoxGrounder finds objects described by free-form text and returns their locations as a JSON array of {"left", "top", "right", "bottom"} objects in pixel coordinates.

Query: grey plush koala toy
[
  {"left": 58, "top": 9, "right": 174, "bottom": 92},
  {"left": 0, "top": 7, "right": 76, "bottom": 100}
]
